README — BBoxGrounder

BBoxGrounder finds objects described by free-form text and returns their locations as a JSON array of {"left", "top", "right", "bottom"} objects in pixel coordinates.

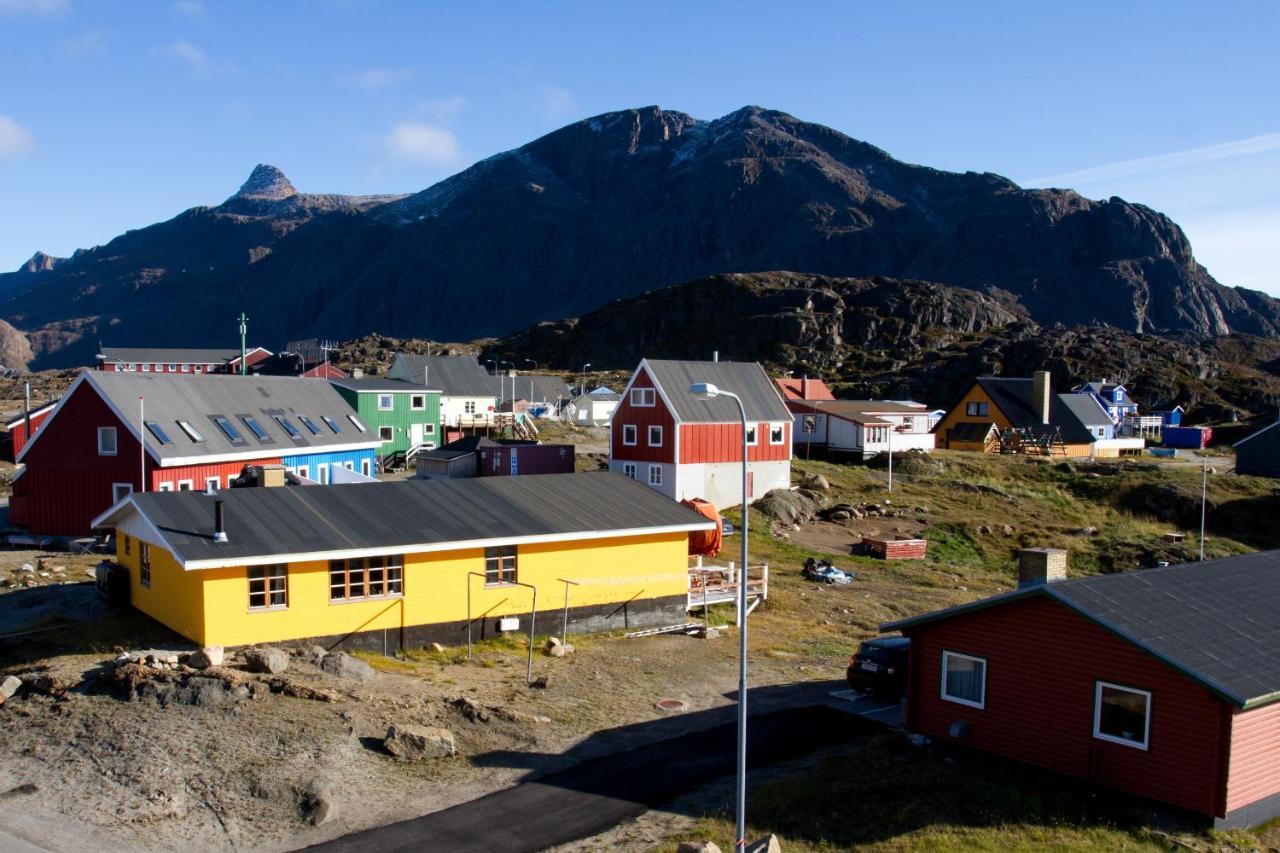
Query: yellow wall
[
  {"left": 122, "top": 531, "right": 690, "bottom": 647},
  {"left": 116, "top": 534, "right": 209, "bottom": 645}
]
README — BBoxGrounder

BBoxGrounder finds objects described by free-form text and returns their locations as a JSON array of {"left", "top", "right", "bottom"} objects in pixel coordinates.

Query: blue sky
[{"left": 1, "top": 0, "right": 1277, "bottom": 294}]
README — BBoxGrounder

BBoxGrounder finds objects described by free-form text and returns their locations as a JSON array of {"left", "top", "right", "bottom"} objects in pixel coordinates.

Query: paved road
[{"left": 307, "top": 702, "right": 881, "bottom": 853}]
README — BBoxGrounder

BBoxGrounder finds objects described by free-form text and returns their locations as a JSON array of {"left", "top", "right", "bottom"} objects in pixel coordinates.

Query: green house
[{"left": 330, "top": 377, "right": 442, "bottom": 461}]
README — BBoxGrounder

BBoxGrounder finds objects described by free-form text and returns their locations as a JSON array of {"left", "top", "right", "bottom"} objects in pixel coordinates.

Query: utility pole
[
  {"left": 139, "top": 395, "right": 146, "bottom": 493},
  {"left": 238, "top": 312, "right": 248, "bottom": 375},
  {"left": 1199, "top": 454, "right": 1208, "bottom": 561}
]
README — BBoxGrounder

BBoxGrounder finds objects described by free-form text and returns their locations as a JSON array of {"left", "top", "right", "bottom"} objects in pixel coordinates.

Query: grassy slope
[{"left": 659, "top": 451, "right": 1280, "bottom": 851}]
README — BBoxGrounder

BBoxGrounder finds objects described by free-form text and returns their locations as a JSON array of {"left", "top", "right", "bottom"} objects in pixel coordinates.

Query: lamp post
[
  {"left": 580, "top": 362, "right": 592, "bottom": 397},
  {"left": 1199, "top": 454, "right": 1208, "bottom": 561},
  {"left": 689, "top": 380, "right": 750, "bottom": 850},
  {"left": 524, "top": 359, "right": 537, "bottom": 404},
  {"left": 500, "top": 360, "right": 515, "bottom": 420}
]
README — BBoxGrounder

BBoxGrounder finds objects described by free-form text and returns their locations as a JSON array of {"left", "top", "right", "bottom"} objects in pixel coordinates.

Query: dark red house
[
  {"left": 96, "top": 346, "right": 272, "bottom": 374},
  {"left": 884, "top": 550, "right": 1280, "bottom": 828},
  {"left": 3, "top": 400, "right": 56, "bottom": 461},
  {"left": 608, "top": 359, "right": 792, "bottom": 510}
]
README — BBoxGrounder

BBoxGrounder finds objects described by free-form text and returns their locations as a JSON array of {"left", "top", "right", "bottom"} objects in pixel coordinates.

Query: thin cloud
[
  {"left": 1026, "top": 132, "right": 1280, "bottom": 187},
  {"left": 166, "top": 39, "right": 210, "bottom": 70},
  {"left": 417, "top": 95, "right": 466, "bottom": 122},
  {"left": 0, "top": 0, "right": 67, "bottom": 14},
  {"left": 537, "top": 84, "right": 577, "bottom": 119},
  {"left": 343, "top": 67, "right": 411, "bottom": 89},
  {"left": 172, "top": 0, "right": 204, "bottom": 15},
  {"left": 384, "top": 122, "right": 460, "bottom": 165},
  {"left": 0, "top": 116, "right": 36, "bottom": 159}
]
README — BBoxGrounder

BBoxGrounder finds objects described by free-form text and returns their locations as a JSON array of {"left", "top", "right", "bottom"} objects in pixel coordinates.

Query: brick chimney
[
  {"left": 1033, "top": 370, "right": 1051, "bottom": 424},
  {"left": 1018, "top": 548, "right": 1066, "bottom": 588}
]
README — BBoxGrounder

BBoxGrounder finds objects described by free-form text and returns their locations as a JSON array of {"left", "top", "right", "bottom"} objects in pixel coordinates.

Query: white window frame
[
  {"left": 622, "top": 462, "right": 637, "bottom": 479},
  {"left": 167, "top": 363, "right": 177, "bottom": 372},
  {"left": 180, "top": 363, "right": 191, "bottom": 373},
  {"left": 410, "top": 394, "right": 426, "bottom": 411},
  {"left": 745, "top": 425, "right": 758, "bottom": 446},
  {"left": 205, "top": 476, "right": 219, "bottom": 492},
  {"left": 297, "top": 466, "right": 309, "bottom": 480},
  {"left": 158, "top": 482, "right": 173, "bottom": 492},
  {"left": 177, "top": 479, "right": 194, "bottom": 491},
  {"left": 648, "top": 425, "right": 663, "bottom": 447},
  {"left": 378, "top": 425, "right": 394, "bottom": 443},
  {"left": 361, "top": 459, "right": 371, "bottom": 477},
  {"left": 630, "top": 387, "right": 656, "bottom": 407},
  {"left": 1093, "top": 681, "right": 1151, "bottom": 751},
  {"left": 139, "top": 542, "right": 151, "bottom": 588},
  {"left": 377, "top": 393, "right": 394, "bottom": 411},
  {"left": 769, "top": 423, "right": 785, "bottom": 445},
  {"left": 141, "top": 363, "right": 151, "bottom": 372},
  {"left": 317, "top": 463, "right": 329, "bottom": 485},
  {"left": 622, "top": 424, "right": 638, "bottom": 446},
  {"left": 940, "top": 650, "right": 987, "bottom": 709},
  {"left": 98, "top": 426, "right": 118, "bottom": 456},
  {"left": 648, "top": 464, "right": 662, "bottom": 486},
  {"left": 464, "top": 400, "right": 477, "bottom": 415},
  {"left": 111, "top": 482, "right": 133, "bottom": 504}
]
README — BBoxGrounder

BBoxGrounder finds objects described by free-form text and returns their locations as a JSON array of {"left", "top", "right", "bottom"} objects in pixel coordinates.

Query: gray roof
[
  {"left": 975, "top": 377, "right": 1097, "bottom": 444},
  {"left": 577, "top": 389, "right": 621, "bottom": 402},
  {"left": 493, "top": 374, "right": 572, "bottom": 404},
  {"left": 106, "top": 472, "right": 714, "bottom": 565},
  {"left": 642, "top": 359, "right": 792, "bottom": 423},
  {"left": 1058, "top": 392, "right": 1112, "bottom": 428},
  {"left": 99, "top": 346, "right": 261, "bottom": 365},
  {"left": 82, "top": 372, "right": 379, "bottom": 463},
  {"left": 884, "top": 550, "right": 1280, "bottom": 708},
  {"left": 388, "top": 354, "right": 494, "bottom": 397},
  {"left": 330, "top": 377, "right": 439, "bottom": 394}
]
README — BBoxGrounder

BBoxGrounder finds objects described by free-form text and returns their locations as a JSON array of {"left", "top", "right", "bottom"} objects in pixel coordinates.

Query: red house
[
  {"left": 96, "top": 346, "right": 272, "bottom": 374},
  {"left": 12, "top": 371, "right": 380, "bottom": 536},
  {"left": 884, "top": 550, "right": 1280, "bottom": 828},
  {"left": 608, "top": 359, "right": 792, "bottom": 509},
  {"left": 774, "top": 376, "right": 835, "bottom": 401},
  {"left": 3, "top": 400, "right": 56, "bottom": 461}
]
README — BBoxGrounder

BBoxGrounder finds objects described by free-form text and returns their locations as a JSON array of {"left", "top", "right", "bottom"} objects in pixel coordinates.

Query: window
[
  {"left": 464, "top": 400, "right": 477, "bottom": 415},
  {"left": 317, "top": 463, "right": 329, "bottom": 485},
  {"left": 298, "top": 415, "right": 322, "bottom": 435},
  {"left": 194, "top": 365, "right": 203, "bottom": 374},
  {"left": 112, "top": 483, "right": 133, "bottom": 504},
  {"left": 622, "top": 424, "right": 638, "bottom": 445},
  {"left": 205, "top": 476, "right": 219, "bottom": 492},
  {"left": 410, "top": 394, "right": 426, "bottom": 410},
  {"left": 745, "top": 425, "right": 758, "bottom": 445},
  {"left": 248, "top": 565, "right": 288, "bottom": 610},
  {"left": 328, "top": 556, "right": 403, "bottom": 602},
  {"left": 167, "top": 363, "right": 177, "bottom": 372},
  {"left": 941, "top": 651, "right": 986, "bottom": 708},
  {"left": 139, "top": 543, "right": 151, "bottom": 587},
  {"left": 347, "top": 414, "right": 367, "bottom": 432},
  {"left": 492, "top": 451, "right": 501, "bottom": 471},
  {"left": 1094, "top": 682, "right": 1151, "bottom": 749},
  {"left": 484, "top": 546, "right": 517, "bottom": 585},
  {"left": 648, "top": 425, "right": 663, "bottom": 446},
  {"left": 241, "top": 416, "right": 271, "bottom": 441},
  {"left": 623, "top": 463, "right": 637, "bottom": 479},
  {"left": 98, "top": 426, "right": 118, "bottom": 456},
  {"left": 141, "top": 363, "right": 151, "bottom": 373},
  {"left": 180, "top": 364, "right": 190, "bottom": 373},
  {"left": 423, "top": 423, "right": 435, "bottom": 435},
  {"left": 123, "top": 534, "right": 131, "bottom": 556},
  {"left": 177, "top": 480, "right": 193, "bottom": 491},
  {"left": 377, "top": 394, "right": 394, "bottom": 411},
  {"left": 648, "top": 464, "right": 662, "bottom": 486},
  {"left": 630, "top": 388, "right": 656, "bottom": 407},
  {"left": 176, "top": 420, "right": 205, "bottom": 443},
  {"left": 213, "top": 416, "right": 245, "bottom": 444},
  {"left": 273, "top": 415, "right": 302, "bottom": 438},
  {"left": 360, "top": 459, "right": 371, "bottom": 476},
  {"left": 966, "top": 402, "right": 990, "bottom": 417},
  {"left": 297, "top": 466, "right": 309, "bottom": 480},
  {"left": 321, "top": 415, "right": 342, "bottom": 434},
  {"left": 770, "top": 424, "right": 785, "bottom": 445},
  {"left": 145, "top": 421, "right": 173, "bottom": 444},
  {"left": 378, "top": 426, "right": 394, "bottom": 443},
  {"left": 158, "top": 482, "right": 173, "bottom": 492}
]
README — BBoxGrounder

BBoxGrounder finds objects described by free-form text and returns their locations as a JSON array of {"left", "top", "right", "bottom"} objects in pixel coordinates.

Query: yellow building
[
  {"left": 92, "top": 473, "right": 715, "bottom": 650},
  {"left": 933, "top": 372, "right": 1100, "bottom": 458}
]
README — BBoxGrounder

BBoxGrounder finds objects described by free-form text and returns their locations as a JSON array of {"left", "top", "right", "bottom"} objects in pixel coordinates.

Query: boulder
[
  {"left": 244, "top": 647, "right": 289, "bottom": 675},
  {"left": 321, "top": 651, "right": 375, "bottom": 682},
  {"left": 186, "top": 646, "right": 224, "bottom": 669},
  {"left": 1001, "top": 524, "right": 1015, "bottom": 537},
  {"left": 384, "top": 724, "right": 456, "bottom": 760},
  {"left": 755, "top": 489, "right": 819, "bottom": 526},
  {"left": 430, "top": 642, "right": 446, "bottom": 653},
  {"left": 800, "top": 472, "right": 830, "bottom": 491},
  {"left": 0, "top": 675, "right": 21, "bottom": 699},
  {"left": 529, "top": 675, "right": 550, "bottom": 689},
  {"left": 677, "top": 843, "right": 723, "bottom": 853},
  {"left": 303, "top": 779, "right": 335, "bottom": 826}
]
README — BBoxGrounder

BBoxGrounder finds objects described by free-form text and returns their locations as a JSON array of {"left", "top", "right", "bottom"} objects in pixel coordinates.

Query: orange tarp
[{"left": 681, "top": 498, "right": 723, "bottom": 556}]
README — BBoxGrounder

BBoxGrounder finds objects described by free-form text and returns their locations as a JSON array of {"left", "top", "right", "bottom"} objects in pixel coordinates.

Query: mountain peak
[
  {"left": 18, "top": 251, "right": 63, "bottom": 275},
  {"left": 233, "top": 164, "right": 297, "bottom": 201}
]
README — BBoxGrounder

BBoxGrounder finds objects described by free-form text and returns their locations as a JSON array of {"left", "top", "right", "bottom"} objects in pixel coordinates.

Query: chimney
[
  {"left": 260, "top": 463, "right": 286, "bottom": 488},
  {"left": 213, "top": 499, "right": 228, "bottom": 544},
  {"left": 1017, "top": 547, "right": 1067, "bottom": 588},
  {"left": 802, "top": 376, "right": 811, "bottom": 399},
  {"left": 1033, "top": 370, "right": 1051, "bottom": 425},
  {"left": 712, "top": 350, "right": 719, "bottom": 363},
  {"left": 352, "top": 367, "right": 364, "bottom": 379}
]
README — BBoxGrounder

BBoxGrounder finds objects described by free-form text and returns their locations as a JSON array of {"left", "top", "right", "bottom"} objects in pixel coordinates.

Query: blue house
[
  {"left": 1072, "top": 380, "right": 1138, "bottom": 424},
  {"left": 1151, "top": 405, "right": 1185, "bottom": 427}
]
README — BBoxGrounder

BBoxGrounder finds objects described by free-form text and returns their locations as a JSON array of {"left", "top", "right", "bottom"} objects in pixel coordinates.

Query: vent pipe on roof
[
  {"left": 802, "top": 376, "right": 810, "bottom": 399},
  {"left": 712, "top": 350, "right": 719, "bottom": 363},
  {"left": 1033, "top": 370, "right": 1051, "bottom": 425},
  {"left": 213, "top": 499, "right": 228, "bottom": 544}
]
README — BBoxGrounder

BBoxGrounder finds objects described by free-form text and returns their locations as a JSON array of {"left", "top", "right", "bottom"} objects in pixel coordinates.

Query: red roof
[
  {"left": 303, "top": 361, "right": 347, "bottom": 379},
  {"left": 775, "top": 377, "right": 834, "bottom": 401}
]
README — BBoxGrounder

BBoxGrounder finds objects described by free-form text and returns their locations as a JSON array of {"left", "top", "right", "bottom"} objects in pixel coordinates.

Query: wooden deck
[{"left": 687, "top": 557, "right": 769, "bottom": 617}]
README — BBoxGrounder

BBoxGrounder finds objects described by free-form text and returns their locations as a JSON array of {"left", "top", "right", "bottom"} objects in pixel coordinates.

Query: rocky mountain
[
  {"left": 483, "top": 271, "right": 1280, "bottom": 422},
  {"left": 3, "top": 106, "right": 1278, "bottom": 369}
]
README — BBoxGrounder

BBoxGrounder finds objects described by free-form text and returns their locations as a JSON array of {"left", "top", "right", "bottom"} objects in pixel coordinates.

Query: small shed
[
  {"left": 477, "top": 443, "right": 575, "bottom": 477},
  {"left": 1234, "top": 417, "right": 1280, "bottom": 479}
]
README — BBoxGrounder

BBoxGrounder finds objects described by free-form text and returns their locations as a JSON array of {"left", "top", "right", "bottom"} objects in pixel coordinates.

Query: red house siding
[
  {"left": 904, "top": 595, "right": 1229, "bottom": 817},
  {"left": 149, "top": 459, "right": 281, "bottom": 492},
  {"left": 1226, "top": 701, "right": 1280, "bottom": 813},
  {"left": 8, "top": 406, "right": 54, "bottom": 458},
  {"left": 610, "top": 369, "right": 676, "bottom": 464},
  {"left": 679, "top": 421, "right": 790, "bottom": 464}
]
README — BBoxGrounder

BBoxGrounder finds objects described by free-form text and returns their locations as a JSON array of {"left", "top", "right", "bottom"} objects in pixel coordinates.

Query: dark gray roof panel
[
  {"left": 129, "top": 472, "right": 713, "bottom": 563},
  {"left": 1059, "top": 393, "right": 1112, "bottom": 428},
  {"left": 88, "top": 372, "right": 377, "bottom": 460},
  {"left": 976, "top": 377, "right": 1097, "bottom": 444},
  {"left": 643, "top": 360, "right": 792, "bottom": 423},
  {"left": 389, "top": 355, "right": 495, "bottom": 397},
  {"left": 101, "top": 347, "right": 246, "bottom": 364}
]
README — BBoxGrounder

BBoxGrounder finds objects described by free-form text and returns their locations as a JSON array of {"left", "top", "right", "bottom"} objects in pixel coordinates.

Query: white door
[{"left": 409, "top": 423, "right": 424, "bottom": 448}]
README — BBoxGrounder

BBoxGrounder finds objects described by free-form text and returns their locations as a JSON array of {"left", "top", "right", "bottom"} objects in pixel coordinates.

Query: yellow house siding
[
  {"left": 191, "top": 531, "right": 689, "bottom": 648},
  {"left": 934, "top": 383, "right": 1013, "bottom": 447},
  {"left": 116, "top": 534, "right": 209, "bottom": 645}
]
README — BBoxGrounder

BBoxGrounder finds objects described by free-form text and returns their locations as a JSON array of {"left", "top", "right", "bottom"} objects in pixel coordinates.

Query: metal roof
[
  {"left": 1058, "top": 393, "right": 1113, "bottom": 428},
  {"left": 81, "top": 371, "right": 380, "bottom": 464},
  {"left": 790, "top": 400, "right": 927, "bottom": 423},
  {"left": 388, "top": 354, "right": 495, "bottom": 397},
  {"left": 98, "top": 472, "right": 715, "bottom": 568},
  {"left": 975, "top": 378, "right": 1097, "bottom": 444},
  {"left": 642, "top": 359, "right": 792, "bottom": 423},
  {"left": 330, "top": 377, "right": 440, "bottom": 394},
  {"left": 99, "top": 346, "right": 266, "bottom": 364},
  {"left": 884, "top": 550, "right": 1280, "bottom": 708}
]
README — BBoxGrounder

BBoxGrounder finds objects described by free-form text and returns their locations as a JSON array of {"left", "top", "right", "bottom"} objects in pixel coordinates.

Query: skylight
[
  {"left": 176, "top": 420, "right": 205, "bottom": 443},
  {"left": 273, "top": 414, "right": 302, "bottom": 438},
  {"left": 298, "top": 415, "right": 322, "bottom": 435},
  {"left": 241, "top": 416, "right": 270, "bottom": 441},
  {"left": 347, "top": 414, "right": 367, "bottom": 433},
  {"left": 213, "top": 416, "right": 244, "bottom": 443},
  {"left": 321, "top": 415, "right": 342, "bottom": 434},
  {"left": 145, "top": 421, "right": 173, "bottom": 445}
]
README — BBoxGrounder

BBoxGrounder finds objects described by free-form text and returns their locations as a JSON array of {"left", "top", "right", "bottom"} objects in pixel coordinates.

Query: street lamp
[
  {"left": 689, "top": 380, "right": 750, "bottom": 851},
  {"left": 500, "top": 360, "right": 515, "bottom": 427},
  {"left": 580, "top": 362, "right": 592, "bottom": 397},
  {"left": 524, "top": 359, "right": 537, "bottom": 404}
]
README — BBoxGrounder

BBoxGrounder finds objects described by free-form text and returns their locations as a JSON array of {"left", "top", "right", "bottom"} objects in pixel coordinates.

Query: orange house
[{"left": 934, "top": 372, "right": 1097, "bottom": 458}]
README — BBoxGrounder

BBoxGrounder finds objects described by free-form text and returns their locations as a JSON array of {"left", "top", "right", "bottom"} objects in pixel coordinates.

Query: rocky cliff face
[{"left": 2, "top": 106, "right": 1276, "bottom": 368}]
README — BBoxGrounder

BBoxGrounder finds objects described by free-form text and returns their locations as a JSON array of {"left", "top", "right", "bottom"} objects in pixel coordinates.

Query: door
[
  {"left": 409, "top": 423, "right": 424, "bottom": 448},
  {"left": 747, "top": 471, "right": 755, "bottom": 499}
]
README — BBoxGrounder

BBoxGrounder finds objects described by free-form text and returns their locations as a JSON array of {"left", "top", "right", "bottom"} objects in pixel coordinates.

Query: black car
[{"left": 846, "top": 635, "right": 910, "bottom": 696}]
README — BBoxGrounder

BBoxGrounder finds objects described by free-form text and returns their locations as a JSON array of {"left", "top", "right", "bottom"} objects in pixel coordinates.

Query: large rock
[
  {"left": 0, "top": 675, "right": 21, "bottom": 699},
  {"left": 384, "top": 724, "right": 456, "bottom": 760},
  {"left": 321, "top": 651, "right": 375, "bottom": 682},
  {"left": 746, "top": 835, "right": 782, "bottom": 853},
  {"left": 755, "top": 489, "right": 819, "bottom": 526},
  {"left": 243, "top": 647, "right": 289, "bottom": 675},
  {"left": 800, "top": 473, "right": 829, "bottom": 491},
  {"left": 185, "top": 646, "right": 224, "bottom": 669}
]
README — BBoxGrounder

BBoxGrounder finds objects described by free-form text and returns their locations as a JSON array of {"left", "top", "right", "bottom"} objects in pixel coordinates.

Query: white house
[
  {"left": 569, "top": 388, "right": 621, "bottom": 426},
  {"left": 389, "top": 354, "right": 497, "bottom": 435},
  {"left": 789, "top": 400, "right": 936, "bottom": 458}
]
